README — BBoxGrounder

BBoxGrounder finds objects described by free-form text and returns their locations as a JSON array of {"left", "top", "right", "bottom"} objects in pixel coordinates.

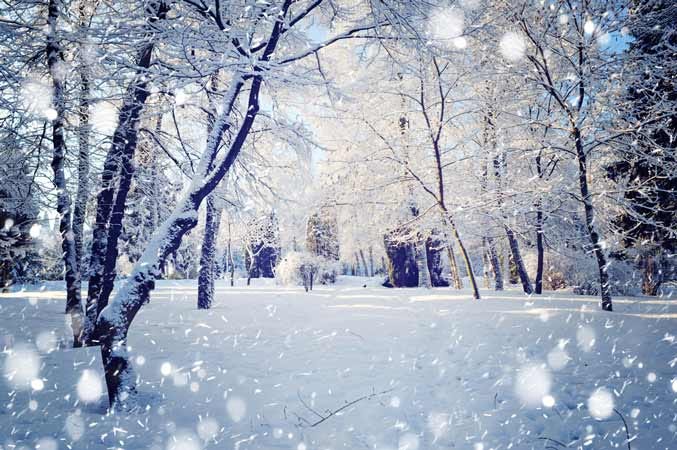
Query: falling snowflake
[
  {"left": 76, "top": 369, "right": 103, "bottom": 403},
  {"left": 587, "top": 387, "right": 614, "bottom": 419},
  {"left": 3, "top": 344, "right": 41, "bottom": 390},
  {"left": 514, "top": 363, "right": 552, "bottom": 407},
  {"left": 226, "top": 396, "right": 247, "bottom": 422},
  {"left": 499, "top": 32, "right": 526, "bottom": 61}
]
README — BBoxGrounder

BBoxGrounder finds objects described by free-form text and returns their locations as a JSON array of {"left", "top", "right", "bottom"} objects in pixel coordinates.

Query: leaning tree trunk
[
  {"left": 197, "top": 194, "right": 222, "bottom": 309},
  {"left": 573, "top": 128, "right": 612, "bottom": 311},
  {"left": 505, "top": 226, "right": 533, "bottom": 294},
  {"left": 97, "top": 153, "right": 136, "bottom": 316},
  {"left": 96, "top": 10, "right": 287, "bottom": 406},
  {"left": 494, "top": 154, "right": 532, "bottom": 294},
  {"left": 446, "top": 242, "right": 462, "bottom": 290},
  {"left": 82, "top": 1, "right": 170, "bottom": 344},
  {"left": 47, "top": 0, "right": 84, "bottom": 347},
  {"left": 442, "top": 212, "right": 480, "bottom": 299}
]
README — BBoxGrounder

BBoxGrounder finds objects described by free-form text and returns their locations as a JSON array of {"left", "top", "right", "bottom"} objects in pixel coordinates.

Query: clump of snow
[
  {"left": 3, "top": 343, "right": 41, "bottom": 390},
  {"left": 587, "top": 387, "right": 614, "bottom": 419},
  {"left": 499, "top": 31, "right": 526, "bottom": 61},
  {"left": 226, "top": 396, "right": 247, "bottom": 423},
  {"left": 76, "top": 369, "right": 103, "bottom": 403},
  {"left": 514, "top": 363, "right": 552, "bottom": 407}
]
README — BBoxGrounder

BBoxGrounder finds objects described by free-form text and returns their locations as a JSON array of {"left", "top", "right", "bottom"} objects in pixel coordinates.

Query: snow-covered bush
[{"left": 276, "top": 251, "right": 339, "bottom": 289}]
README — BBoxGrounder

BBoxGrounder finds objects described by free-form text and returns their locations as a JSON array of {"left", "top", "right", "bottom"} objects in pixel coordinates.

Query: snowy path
[{"left": 1, "top": 278, "right": 676, "bottom": 449}]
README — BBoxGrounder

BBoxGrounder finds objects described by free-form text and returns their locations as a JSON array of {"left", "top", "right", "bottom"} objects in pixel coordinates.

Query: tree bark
[
  {"left": 47, "top": 0, "right": 84, "bottom": 347},
  {"left": 415, "top": 239, "right": 432, "bottom": 288},
  {"left": 505, "top": 226, "right": 533, "bottom": 294},
  {"left": 198, "top": 194, "right": 221, "bottom": 309},
  {"left": 359, "top": 249, "right": 369, "bottom": 278},
  {"left": 443, "top": 212, "right": 480, "bottom": 299},
  {"left": 573, "top": 128, "right": 612, "bottom": 311},
  {"left": 535, "top": 205, "right": 545, "bottom": 294},
  {"left": 641, "top": 253, "right": 662, "bottom": 296},
  {"left": 368, "top": 246, "right": 374, "bottom": 277},
  {"left": 494, "top": 154, "right": 532, "bottom": 294},
  {"left": 73, "top": 2, "right": 91, "bottom": 272},
  {"left": 446, "top": 242, "right": 462, "bottom": 290},
  {"left": 485, "top": 236, "right": 503, "bottom": 290},
  {"left": 82, "top": 1, "right": 170, "bottom": 344}
]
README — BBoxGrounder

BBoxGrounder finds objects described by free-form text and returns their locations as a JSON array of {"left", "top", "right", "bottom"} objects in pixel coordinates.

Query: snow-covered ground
[{"left": 1, "top": 277, "right": 676, "bottom": 450}]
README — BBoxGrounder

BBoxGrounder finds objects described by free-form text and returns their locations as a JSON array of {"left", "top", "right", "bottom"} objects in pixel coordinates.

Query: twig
[
  {"left": 614, "top": 408, "right": 632, "bottom": 450},
  {"left": 536, "top": 436, "right": 567, "bottom": 448},
  {"left": 297, "top": 390, "right": 324, "bottom": 420},
  {"left": 296, "top": 388, "right": 395, "bottom": 428}
]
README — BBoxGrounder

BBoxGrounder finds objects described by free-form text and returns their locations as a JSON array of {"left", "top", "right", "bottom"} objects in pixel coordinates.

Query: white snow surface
[{"left": 1, "top": 277, "right": 676, "bottom": 449}]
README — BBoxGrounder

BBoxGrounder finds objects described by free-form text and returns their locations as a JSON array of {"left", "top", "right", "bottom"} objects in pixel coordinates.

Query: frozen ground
[{"left": 1, "top": 277, "right": 676, "bottom": 450}]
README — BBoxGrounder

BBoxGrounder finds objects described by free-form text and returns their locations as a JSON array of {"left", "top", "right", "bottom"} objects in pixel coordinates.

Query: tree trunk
[
  {"left": 47, "top": 0, "right": 84, "bottom": 348},
  {"left": 368, "top": 246, "right": 374, "bottom": 277},
  {"left": 485, "top": 236, "right": 503, "bottom": 290},
  {"left": 641, "top": 252, "right": 662, "bottom": 296},
  {"left": 354, "top": 252, "right": 362, "bottom": 276},
  {"left": 535, "top": 205, "right": 545, "bottom": 294},
  {"left": 198, "top": 194, "right": 221, "bottom": 309},
  {"left": 82, "top": 1, "right": 170, "bottom": 344},
  {"left": 97, "top": 153, "right": 136, "bottom": 315},
  {"left": 482, "top": 244, "right": 492, "bottom": 289},
  {"left": 505, "top": 226, "right": 533, "bottom": 294},
  {"left": 359, "top": 249, "right": 369, "bottom": 278},
  {"left": 383, "top": 232, "right": 418, "bottom": 287},
  {"left": 73, "top": 4, "right": 90, "bottom": 272},
  {"left": 446, "top": 242, "right": 462, "bottom": 290},
  {"left": 443, "top": 213, "right": 480, "bottom": 299},
  {"left": 415, "top": 240, "right": 432, "bottom": 288},
  {"left": 227, "top": 221, "right": 234, "bottom": 287},
  {"left": 246, "top": 247, "right": 253, "bottom": 286},
  {"left": 573, "top": 128, "right": 612, "bottom": 311}
]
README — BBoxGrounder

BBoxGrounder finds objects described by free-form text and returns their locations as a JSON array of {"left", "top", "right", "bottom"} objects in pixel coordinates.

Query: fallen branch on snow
[{"left": 295, "top": 387, "right": 395, "bottom": 427}]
